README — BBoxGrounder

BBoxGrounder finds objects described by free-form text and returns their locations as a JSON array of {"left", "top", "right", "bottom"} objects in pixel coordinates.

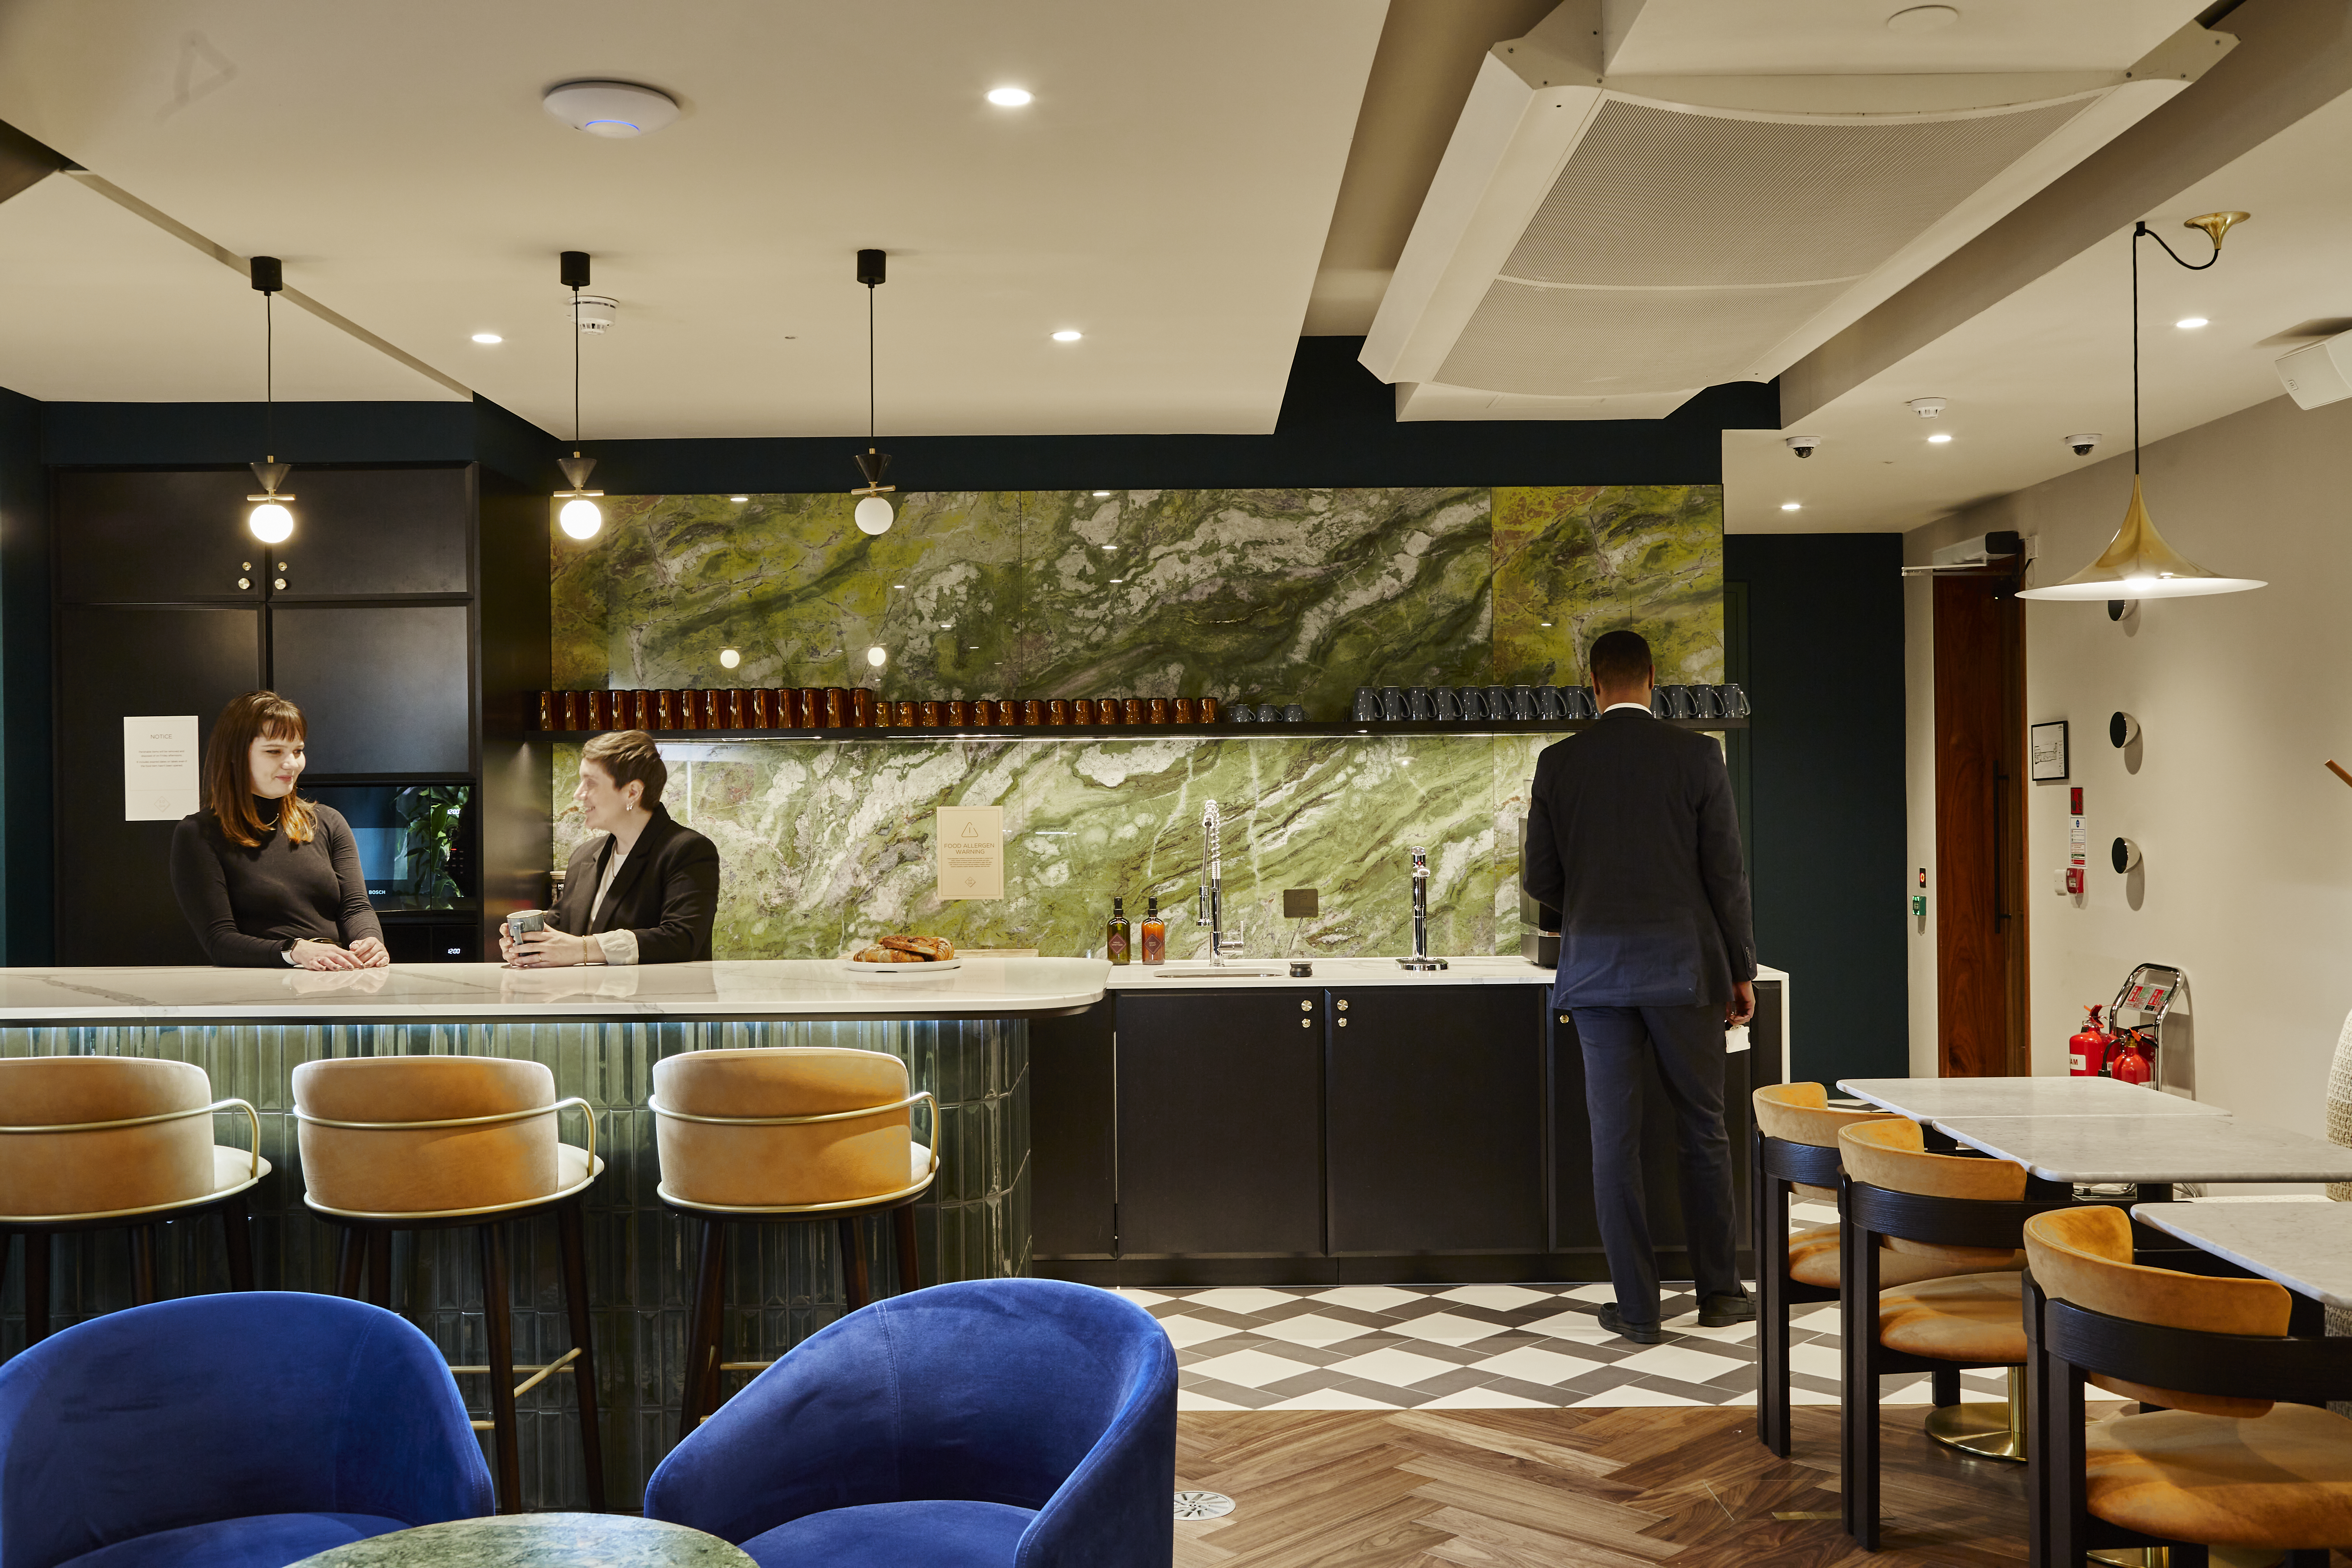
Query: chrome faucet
[
  {"left": 1198, "top": 799, "right": 1244, "bottom": 964},
  {"left": 1397, "top": 846, "right": 1446, "bottom": 971}
]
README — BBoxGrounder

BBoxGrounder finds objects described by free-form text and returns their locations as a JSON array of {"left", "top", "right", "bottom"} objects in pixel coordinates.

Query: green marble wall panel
[
  {"left": 1492, "top": 485, "right": 1725, "bottom": 686},
  {"left": 0, "top": 1018, "right": 1026, "bottom": 1513}
]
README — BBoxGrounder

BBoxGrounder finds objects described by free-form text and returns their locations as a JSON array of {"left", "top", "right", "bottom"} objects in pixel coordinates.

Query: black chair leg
[
  {"left": 366, "top": 1228, "right": 394, "bottom": 1310},
  {"left": 557, "top": 1198, "right": 607, "bottom": 1513},
  {"left": 2284, "top": 1550, "right": 2330, "bottom": 1568},
  {"left": 1931, "top": 1365, "right": 1960, "bottom": 1408},
  {"left": 1841, "top": 1194, "right": 1884, "bottom": 1550},
  {"left": 680, "top": 1218, "right": 726, "bottom": 1443},
  {"left": 127, "top": 1224, "right": 158, "bottom": 1305},
  {"left": 335, "top": 1226, "right": 364, "bottom": 1298},
  {"left": 220, "top": 1194, "right": 254, "bottom": 1291},
  {"left": 839, "top": 1215, "right": 871, "bottom": 1310},
  {"left": 22, "top": 1233, "right": 46, "bottom": 1345},
  {"left": 478, "top": 1222, "right": 522, "bottom": 1514},
  {"left": 893, "top": 1203, "right": 920, "bottom": 1296}
]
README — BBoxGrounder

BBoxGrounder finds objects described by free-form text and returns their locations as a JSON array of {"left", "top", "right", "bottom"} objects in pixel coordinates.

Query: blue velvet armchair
[
  {"left": 0, "top": 1292, "right": 492, "bottom": 1568},
  {"left": 645, "top": 1277, "right": 1178, "bottom": 1568}
]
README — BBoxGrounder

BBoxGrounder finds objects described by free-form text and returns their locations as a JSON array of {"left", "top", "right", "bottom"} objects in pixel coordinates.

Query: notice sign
[
  {"left": 123, "top": 715, "right": 199, "bottom": 821},
  {"left": 936, "top": 806, "right": 1004, "bottom": 900}
]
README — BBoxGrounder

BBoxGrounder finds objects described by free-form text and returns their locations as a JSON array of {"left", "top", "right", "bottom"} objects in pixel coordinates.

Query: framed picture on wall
[{"left": 2030, "top": 719, "right": 2069, "bottom": 782}]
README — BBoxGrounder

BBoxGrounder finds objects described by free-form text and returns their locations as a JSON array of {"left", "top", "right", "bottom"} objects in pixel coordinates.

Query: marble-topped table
[
  {"left": 1836, "top": 1075, "right": 2226, "bottom": 1122},
  {"left": 2131, "top": 1200, "right": 2352, "bottom": 1308},
  {"left": 288, "top": 1513, "right": 752, "bottom": 1566},
  {"left": 1933, "top": 1115, "right": 2352, "bottom": 1185},
  {"left": 0, "top": 956, "right": 1109, "bottom": 1024}
]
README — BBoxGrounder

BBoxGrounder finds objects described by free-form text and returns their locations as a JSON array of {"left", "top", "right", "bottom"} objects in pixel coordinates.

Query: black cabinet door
[
  {"left": 1115, "top": 990, "right": 1323, "bottom": 1256},
  {"left": 267, "top": 468, "right": 472, "bottom": 599},
  {"left": 1549, "top": 1007, "right": 1755, "bottom": 1261},
  {"left": 56, "top": 605, "right": 264, "bottom": 964},
  {"left": 1032, "top": 1000, "right": 1118, "bottom": 1258},
  {"left": 270, "top": 605, "right": 472, "bottom": 775},
  {"left": 55, "top": 471, "right": 269, "bottom": 605},
  {"left": 1326, "top": 987, "right": 1545, "bottom": 1254}
]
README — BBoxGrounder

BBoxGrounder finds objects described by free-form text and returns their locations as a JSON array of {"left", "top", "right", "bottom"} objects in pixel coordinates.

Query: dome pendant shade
[{"left": 2016, "top": 476, "right": 2264, "bottom": 600}]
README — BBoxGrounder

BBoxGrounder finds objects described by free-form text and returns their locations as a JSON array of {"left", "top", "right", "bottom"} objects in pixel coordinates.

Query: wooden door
[{"left": 1933, "top": 569, "right": 2028, "bottom": 1076}]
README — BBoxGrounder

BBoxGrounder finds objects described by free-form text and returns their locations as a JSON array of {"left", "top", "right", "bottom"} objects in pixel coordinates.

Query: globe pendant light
[
  {"left": 244, "top": 256, "right": 295, "bottom": 544},
  {"left": 552, "top": 249, "right": 605, "bottom": 541},
  {"left": 851, "top": 247, "right": 895, "bottom": 536},
  {"left": 2020, "top": 214, "right": 2262, "bottom": 603}
]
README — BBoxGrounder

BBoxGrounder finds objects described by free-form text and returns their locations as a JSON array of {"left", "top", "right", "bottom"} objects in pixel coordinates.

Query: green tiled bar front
[{"left": 0, "top": 1016, "right": 1029, "bottom": 1511}]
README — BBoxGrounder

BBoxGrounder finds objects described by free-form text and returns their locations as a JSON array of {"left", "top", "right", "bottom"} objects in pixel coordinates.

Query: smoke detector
[
  {"left": 542, "top": 80, "right": 679, "bottom": 138},
  {"left": 561, "top": 295, "right": 617, "bottom": 334},
  {"left": 1908, "top": 397, "right": 1948, "bottom": 418}
]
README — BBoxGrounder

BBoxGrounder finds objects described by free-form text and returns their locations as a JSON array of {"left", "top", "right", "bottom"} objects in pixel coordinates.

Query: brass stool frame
[
  {"left": 652, "top": 1091, "right": 938, "bottom": 1440},
  {"left": 0, "top": 1099, "right": 265, "bottom": 1353},
  {"left": 295, "top": 1098, "right": 605, "bottom": 1515}
]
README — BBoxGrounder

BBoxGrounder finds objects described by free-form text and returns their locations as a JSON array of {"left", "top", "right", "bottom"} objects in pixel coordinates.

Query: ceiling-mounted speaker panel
[
  {"left": 1437, "top": 276, "right": 1849, "bottom": 396},
  {"left": 1501, "top": 97, "right": 2090, "bottom": 291}
]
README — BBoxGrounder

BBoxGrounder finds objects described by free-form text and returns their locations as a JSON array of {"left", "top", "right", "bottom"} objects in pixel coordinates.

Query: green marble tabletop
[{"left": 288, "top": 1514, "right": 755, "bottom": 1566}]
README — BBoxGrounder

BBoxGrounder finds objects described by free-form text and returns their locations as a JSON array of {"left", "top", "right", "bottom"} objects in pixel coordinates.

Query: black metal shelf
[{"left": 535, "top": 717, "right": 1748, "bottom": 743}]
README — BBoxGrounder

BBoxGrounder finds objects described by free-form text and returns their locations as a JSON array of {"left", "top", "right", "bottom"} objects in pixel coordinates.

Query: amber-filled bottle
[
  {"left": 1107, "top": 896, "right": 1131, "bottom": 966},
  {"left": 1140, "top": 895, "right": 1165, "bottom": 965}
]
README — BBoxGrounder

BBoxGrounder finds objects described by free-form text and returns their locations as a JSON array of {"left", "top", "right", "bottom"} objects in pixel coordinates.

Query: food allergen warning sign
[{"left": 936, "top": 806, "right": 1004, "bottom": 900}]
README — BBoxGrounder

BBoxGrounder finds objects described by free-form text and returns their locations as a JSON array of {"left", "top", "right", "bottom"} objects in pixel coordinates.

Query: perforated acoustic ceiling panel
[{"left": 1434, "top": 95, "right": 2090, "bottom": 397}]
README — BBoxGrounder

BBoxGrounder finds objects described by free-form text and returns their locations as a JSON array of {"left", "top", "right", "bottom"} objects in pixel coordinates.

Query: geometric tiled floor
[{"left": 1127, "top": 1202, "right": 2013, "bottom": 1411}]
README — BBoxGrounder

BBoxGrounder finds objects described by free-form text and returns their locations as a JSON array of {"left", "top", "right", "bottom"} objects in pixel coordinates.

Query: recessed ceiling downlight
[
  {"left": 543, "top": 80, "right": 681, "bottom": 138},
  {"left": 471, "top": 332, "right": 503, "bottom": 344},
  {"left": 1051, "top": 330, "right": 1083, "bottom": 342},
  {"left": 986, "top": 87, "right": 1033, "bottom": 107}
]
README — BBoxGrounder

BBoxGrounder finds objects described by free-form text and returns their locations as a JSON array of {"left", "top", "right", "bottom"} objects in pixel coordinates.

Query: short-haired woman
[
  {"left": 505, "top": 729, "right": 719, "bottom": 967},
  {"left": 169, "top": 691, "right": 388, "bottom": 969}
]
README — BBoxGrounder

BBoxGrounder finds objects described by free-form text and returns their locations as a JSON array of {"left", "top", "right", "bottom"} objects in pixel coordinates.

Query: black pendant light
[
  {"left": 851, "top": 247, "right": 895, "bottom": 537},
  {"left": 553, "top": 249, "right": 605, "bottom": 540},
  {"left": 245, "top": 256, "right": 294, "bottom": 543}
]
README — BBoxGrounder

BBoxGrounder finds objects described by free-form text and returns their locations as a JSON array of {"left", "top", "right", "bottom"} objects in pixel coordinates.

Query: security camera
[
  {"left": 1784, "top": 435, "right": 1822, "bottom": 459},
  {"left": 2110, "top": 711, "right": 2139, "bottom": 748},
  {"left": 2065, "top": 432, "right": 2103, "bottom": 457},
  {"left": 2111, "top": 836, "right": 2142, "bottom": 873}
]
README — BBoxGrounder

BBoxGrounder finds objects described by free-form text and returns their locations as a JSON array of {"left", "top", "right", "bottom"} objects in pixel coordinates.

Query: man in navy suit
[{"left": 1523, "top": 629, "right": 1757, "bottom": 1343}]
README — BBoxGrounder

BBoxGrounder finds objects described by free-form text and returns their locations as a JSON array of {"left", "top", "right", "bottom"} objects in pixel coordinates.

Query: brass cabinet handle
[
  {"left": 1299, "top": 1018, "right": 1311, "bottom": 1029},
  {"left": 1336, "top": 999, "right": 1348, "bottom": 1011},
  {"left": 1299, "top": 999, "right": 1312, "bottom": 1012},
  {"left": 1559, "top": 1013, "right": 1571, "bottom": 1023},
  {"left": 1337, "top": 1017, "right": 1348, "bottom": 1028}
]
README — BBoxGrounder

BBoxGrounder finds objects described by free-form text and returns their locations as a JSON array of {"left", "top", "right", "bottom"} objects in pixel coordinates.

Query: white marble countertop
[
  {"left": 1104, "top": 958, "right": 1792, "bottom": 992},
  {"left": 1936, "top": 1115, "right": 2352, "bottom": 1185},
  {"left": 0, "top": 958, "right": 1111, "bottom": 1024},
  {"left": 2132, "top": 1200, "right": 2352, "bottom": 1308},
  {"left": 1838, "top": 1075, "right": 2226, "bottom": 1122}
]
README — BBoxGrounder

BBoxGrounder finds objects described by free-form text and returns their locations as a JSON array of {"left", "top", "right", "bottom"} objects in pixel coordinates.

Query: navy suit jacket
[{"left": 1522, "top": 707, "right": 1756, "bottom": 1008}]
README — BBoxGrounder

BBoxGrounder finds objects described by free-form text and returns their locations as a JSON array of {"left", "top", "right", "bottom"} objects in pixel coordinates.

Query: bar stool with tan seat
[
  {"left": 0, "top": 1057, "right": 265, "bottom": 1353},
  {"left": 292, "top": 1055, "right": 605, "bottom": 1514},
  {"left": 2025, "top": 1205, "right": 2352, "bottom": 1568},
  {"left": 1838, "top": 1115, "right": 2063, "bottom": 1550},
  {"left": 1752, "top": 1082, "right": 2018, "bottom": 1456},
  {"left": 652, "top": 1046, "right": 938, "bottom": 1438}
]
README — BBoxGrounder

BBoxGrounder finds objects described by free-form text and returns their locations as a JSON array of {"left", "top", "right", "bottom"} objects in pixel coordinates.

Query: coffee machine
[{"left": 1516, "top": 815, "right": 1559, "bottom": 968}]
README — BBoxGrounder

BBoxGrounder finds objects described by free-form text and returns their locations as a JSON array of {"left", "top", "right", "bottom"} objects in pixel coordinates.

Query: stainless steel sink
[{"left": 1149, "top": 964, "right": 1289, "bottom": 979}]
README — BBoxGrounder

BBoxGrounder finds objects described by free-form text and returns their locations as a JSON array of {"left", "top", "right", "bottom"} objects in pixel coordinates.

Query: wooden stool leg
[
  {"left": 128, "top": 1224, "right": 158, "bottom": 1306},
  {"left": 839, "top": 1216, "right": 871, "bottom": 1310},
  {"left": 367, "top": 1229, "right": 394, "bottom": 1310},
  {"left": 335, "top": 1226, "right": 364, "bottom": 1298},
  {"left": 24, "top": 1233, "right": 48, "bottom": 1345},
  {"left": 556, "top": 1198, "right": 607, "bottom": 1513},
  {"left": 220, "top": 1194, "right": 254, "bottom": 1291},
  {"left": 478, "top": 1223, "right": 522, "bottom": 1514},
  {"left": 680, "top": 1218, "right": 725, "bottom": 1443},
  {"left": 893, "top": 1203, "right": 920, "bottom": 1295}
]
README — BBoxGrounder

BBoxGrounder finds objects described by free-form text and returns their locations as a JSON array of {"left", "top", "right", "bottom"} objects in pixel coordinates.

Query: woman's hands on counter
[
  {"left": 289, "top": 938, "right": 383, "bottom": 971},
  {"left": 349, "top": 936, "right": 390, "bottom": 969}
]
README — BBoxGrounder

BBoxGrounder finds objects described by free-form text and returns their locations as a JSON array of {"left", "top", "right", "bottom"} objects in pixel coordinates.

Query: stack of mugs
[
  {"left": 535, "top": 689, "right": 1227, "bottom": 732},
  {"left": 1350, "top": 682, "right": 1751, "bottom": 724}
]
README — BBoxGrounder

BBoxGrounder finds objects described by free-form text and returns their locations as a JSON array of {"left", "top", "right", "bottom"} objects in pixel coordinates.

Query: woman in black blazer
[{"left": 503, "top": 729, "right": 719, "bottom": 966}]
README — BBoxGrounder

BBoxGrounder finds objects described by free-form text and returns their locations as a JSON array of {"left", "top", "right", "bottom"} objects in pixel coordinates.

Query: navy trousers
[{"left": 1570, "top": 1002, "right": 1742, "bottom": 1327}]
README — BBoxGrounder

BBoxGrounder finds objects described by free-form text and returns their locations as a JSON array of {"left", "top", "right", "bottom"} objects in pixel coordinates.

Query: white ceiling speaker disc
[{"left": 543, "top": 81, "right": 680, "bottom": 138}]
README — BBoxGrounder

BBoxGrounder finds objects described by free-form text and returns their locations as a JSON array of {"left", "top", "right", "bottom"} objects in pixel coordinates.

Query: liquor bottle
[
  {"left": 1140, "top": 895, "right": 1165, "bottom": 965},
  {"left": 1107, "top": 897, "right": 1131, "bottom": 966}
]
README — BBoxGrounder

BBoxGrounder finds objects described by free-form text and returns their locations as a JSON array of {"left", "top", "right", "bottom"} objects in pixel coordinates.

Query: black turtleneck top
[{"left": 169, "top": 797, "right": 385, "bottom": 966}]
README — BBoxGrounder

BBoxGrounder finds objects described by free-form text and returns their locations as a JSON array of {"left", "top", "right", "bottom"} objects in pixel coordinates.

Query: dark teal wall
[
  {"left": 0, "top": 387, "right": 46, "bottom": 963},
  {"left": 1725, "top": 532, "right": 1908, "bottom": 1084}
]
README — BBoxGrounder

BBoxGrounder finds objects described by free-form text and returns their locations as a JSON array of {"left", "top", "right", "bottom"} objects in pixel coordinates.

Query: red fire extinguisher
[
  {"left": 2110, "top": 1026, "right": 2157, "bottom": 1087},
  {"left": 2068, "top": 1006, "right": 2110, "bottom": 1077}
]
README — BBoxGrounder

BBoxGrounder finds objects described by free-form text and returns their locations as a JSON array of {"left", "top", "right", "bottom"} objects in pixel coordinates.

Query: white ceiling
[
  {"left": 0, "top": 0, "right": 1384, "bottom": 437},
  {"left": 1604, "top": 0, "right": 2205, "bottom": 75},
  {"left": 1723, "top": 80, "right": 2352, "bottom": 535}
]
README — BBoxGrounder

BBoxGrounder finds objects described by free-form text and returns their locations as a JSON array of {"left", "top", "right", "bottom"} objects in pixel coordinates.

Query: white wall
[{"left": 1907, "top": 390, "right": 2352, "bottom": 1133}]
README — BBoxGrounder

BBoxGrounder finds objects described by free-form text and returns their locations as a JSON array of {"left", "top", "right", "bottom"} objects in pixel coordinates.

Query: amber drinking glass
[
  {"left": 1123, "top": 698, "right": 1145, "bottom": 725},
  {"left": 849, "top": 689, "right": 875, "bottom": 728},
  {"left": 918, "top": 701, "right": 943, "bottom": 727},
  {"left": 1197, "top": 696, "right": 1221, "bottom": 724},
  {"left": 946, "top": 700, "right": 969, "bottom": 726},
  {"left": 1046, "top": 699, "right": 1069, "bottom": 726},
  {"left": 537, "top": 691, "right": 557, "bottom": 731},
  {"left": 1172, "top": 698, "right": 1194, "bottom": 724}
]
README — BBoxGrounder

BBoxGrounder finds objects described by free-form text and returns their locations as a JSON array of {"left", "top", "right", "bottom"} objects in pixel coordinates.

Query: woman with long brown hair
[{"left": 168, "top": 691, "right": 388, "bottom": 969}]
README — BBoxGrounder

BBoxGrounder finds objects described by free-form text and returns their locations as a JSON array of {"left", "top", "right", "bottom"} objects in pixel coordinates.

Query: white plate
[{"left": 837, "top": 956, "right": 963, "bottom": 979}]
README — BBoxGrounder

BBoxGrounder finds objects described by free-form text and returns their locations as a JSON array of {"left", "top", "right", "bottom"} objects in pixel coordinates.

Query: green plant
[{"left": 396, "top": 785, "right": 467, "bottom": 903}]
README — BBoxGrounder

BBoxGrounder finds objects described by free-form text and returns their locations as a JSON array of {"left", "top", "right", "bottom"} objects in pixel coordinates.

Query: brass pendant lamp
[
  {"left": 553, "top": 249, "right": 605, "bottom": 541},
  {"left": 2019, "top": 213, "right": 2262, "bottom": 602},
  {"left": 244, "top": 256, "right": 294, "bottom": 544},
  {"left": 850, "top": 248, "right": 896, "bottom": 537}
]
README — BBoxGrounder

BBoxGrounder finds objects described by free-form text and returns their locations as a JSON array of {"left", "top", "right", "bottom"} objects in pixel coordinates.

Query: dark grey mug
[
  {"left": 1457, "top": 687, "right": 1486, "bottom": 721},
  {"left": 1352, "top": 687, "right": 1379, "bottom": 722},
  {"left": 1484, "top": 685, "right": 1515, "bottom": 722},
  {"left": 1434, "top": 688, "right": 1461, "bottom": 722},
  {"left": 1535, "top": 686, "right": 1566, "bottom": 721},
  {"left": 1379, "top": 687, "right": 1405, "bottom": 722},
  {"left": 1406, "top": 688, "right": 1434, "bottom": 721}
]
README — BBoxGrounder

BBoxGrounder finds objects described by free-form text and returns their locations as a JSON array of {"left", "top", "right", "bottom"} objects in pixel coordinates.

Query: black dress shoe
[
  {"left": 1698, "top": 1291, "right": 1757, "bottom": 1327},
  {"left": 1598, "top": 1303, "right": 1663, "bottom": 1344}
]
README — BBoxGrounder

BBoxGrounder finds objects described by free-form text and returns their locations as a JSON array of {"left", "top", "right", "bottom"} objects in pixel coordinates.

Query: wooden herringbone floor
[{"left": 1172, "top": 1403, "right": 2085, "bottom": 1568}]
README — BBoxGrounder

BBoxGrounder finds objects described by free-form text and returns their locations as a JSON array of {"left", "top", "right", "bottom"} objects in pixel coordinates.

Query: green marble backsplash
[{"left": 549, "top": 486, "right": 1721, "bottom": 960}]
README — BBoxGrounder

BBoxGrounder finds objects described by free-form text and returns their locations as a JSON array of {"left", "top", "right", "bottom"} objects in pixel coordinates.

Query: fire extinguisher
[
  {"left": 2110, "top": 1026, "right": 2157, "bottom": 1087},
  {"left": 2069, "top": 1006, "right": 2110, "bottom": 1077}
]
